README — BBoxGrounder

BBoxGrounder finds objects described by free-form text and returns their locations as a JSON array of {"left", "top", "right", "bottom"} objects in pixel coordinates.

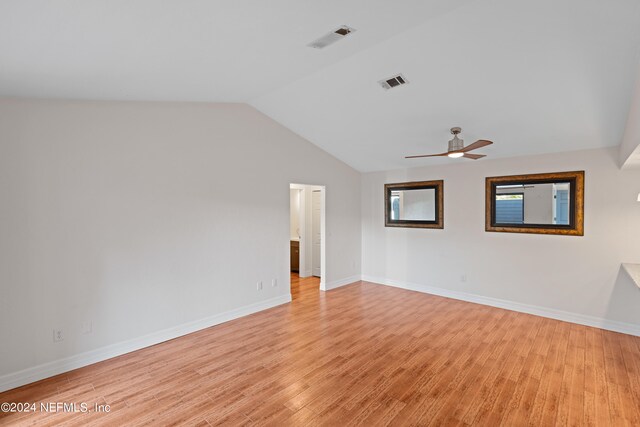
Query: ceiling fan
[{"left": 405, "top": 127, "right": 493, "bottom": 160}]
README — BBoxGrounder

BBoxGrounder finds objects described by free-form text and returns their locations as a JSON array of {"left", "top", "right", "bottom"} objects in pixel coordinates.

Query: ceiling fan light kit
[{"left": 406, "top": 127, "right": 493, "bottom": 161}]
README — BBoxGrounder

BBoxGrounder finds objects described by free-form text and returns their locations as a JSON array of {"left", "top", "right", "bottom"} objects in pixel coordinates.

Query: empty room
[{"left": 2, "top": 0, "right": 640, "bottom": 426}]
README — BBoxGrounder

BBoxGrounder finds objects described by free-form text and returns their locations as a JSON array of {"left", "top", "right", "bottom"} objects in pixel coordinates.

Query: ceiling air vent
[
  {"left": 379, "top": 74, "right": 409, "bottom": 90},
  {"left": 307, "top": 26, "right": 356, "bottom": 49}
]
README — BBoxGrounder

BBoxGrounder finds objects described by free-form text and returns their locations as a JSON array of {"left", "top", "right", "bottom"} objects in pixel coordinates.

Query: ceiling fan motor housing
[{"left": 448, "top": 135, "right": 464, "bottom": 152}]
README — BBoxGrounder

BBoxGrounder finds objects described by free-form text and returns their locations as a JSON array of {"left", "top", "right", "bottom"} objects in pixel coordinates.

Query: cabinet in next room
[{"left": 290, "top": 240, "right": 299, "bottom": 272}]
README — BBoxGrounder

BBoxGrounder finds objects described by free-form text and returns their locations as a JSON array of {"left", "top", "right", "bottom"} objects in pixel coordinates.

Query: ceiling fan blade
[
  {"left": 405, "top": 152, "right": 449, "bottom": 159},
  {"left": 460, "top": 139, "right": 493, "bottom": 152},
  {"left": 463, "top": 153, "right": 486, "bottom": 160}
]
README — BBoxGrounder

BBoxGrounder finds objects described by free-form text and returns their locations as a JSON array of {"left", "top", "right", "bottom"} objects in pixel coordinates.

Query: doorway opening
[{"left": 289, "top": 184, "right": 325, "bottom": 297}]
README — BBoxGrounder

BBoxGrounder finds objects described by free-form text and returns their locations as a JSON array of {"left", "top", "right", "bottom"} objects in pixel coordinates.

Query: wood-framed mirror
[
  {"left": 385, "top": 180, "right": 444, "bottom": 229},
  {"left": 485, "top": 171, "right": 584, "bottom": 236}
]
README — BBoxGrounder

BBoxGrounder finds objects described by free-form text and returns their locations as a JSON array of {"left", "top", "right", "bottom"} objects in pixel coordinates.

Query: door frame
[
  {"left": 311, "top": 189, "right": 322, "bottom": 278},
  {"left": 289, "top": 183, "right": 326, "bottom": 289}
]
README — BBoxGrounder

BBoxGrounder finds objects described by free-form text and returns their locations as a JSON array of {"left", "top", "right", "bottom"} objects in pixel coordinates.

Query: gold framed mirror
[
  {"left": 485, "top": 171, "right": 584, "bottom": 236},
  {"left": 385, "top": 180, "right": 444, "bottom": 229}
]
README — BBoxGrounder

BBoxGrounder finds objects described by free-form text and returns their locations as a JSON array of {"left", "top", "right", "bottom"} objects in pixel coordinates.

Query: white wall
[
  {"left": 0, "top": 98, "right": 361, "bottom": 388},
  {"left": 401, "top": 189, "right": 435, "bottom": 221},
  {"left": 362, "top": 147, "right": 640, "bottom": 331},
  {"left": 620, "top": 64, "right": 640, "bottom": 168},
  {"left": 523, "top": 184, "right": 553, "bottom": 224}
]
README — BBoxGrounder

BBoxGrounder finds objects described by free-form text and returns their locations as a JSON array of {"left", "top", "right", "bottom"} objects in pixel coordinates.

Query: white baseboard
[
  {"left": 0, "top": 294, "right": 291, "bottom": 393},
  {"left": 321, "top": 275, "right": 362, "bottom": 291},
  {"left": 362, "top": 275, "right": 640, "bottom": 337}
]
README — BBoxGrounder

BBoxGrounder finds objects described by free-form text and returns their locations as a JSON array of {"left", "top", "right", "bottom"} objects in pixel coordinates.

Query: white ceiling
[
  {"left": 0, "top": 0, "right": 471, "bottom": 102},
  {"left": 2, "top": 0, "right": 640, "bottom": 172}
]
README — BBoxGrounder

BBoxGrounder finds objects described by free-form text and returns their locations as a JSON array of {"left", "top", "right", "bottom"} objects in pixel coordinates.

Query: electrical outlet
[
  {"left": 257, "top": 281, "right": 263, "bottom": 291},
  {"left": 272, "top": 278, "right": 277, "bottom": 288},
  {"left": 53, "top": 329, "right": 64, "bottom": 342}
]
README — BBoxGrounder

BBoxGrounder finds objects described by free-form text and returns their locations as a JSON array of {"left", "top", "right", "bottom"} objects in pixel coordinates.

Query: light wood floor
[{"left": 2, "top": 275, "right": 640, "bottom": 426}]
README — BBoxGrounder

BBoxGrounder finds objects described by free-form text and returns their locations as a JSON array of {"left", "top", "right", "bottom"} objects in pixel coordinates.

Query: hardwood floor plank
[{"left": 1, "top": 274, "right": 640, "bottom": 426}]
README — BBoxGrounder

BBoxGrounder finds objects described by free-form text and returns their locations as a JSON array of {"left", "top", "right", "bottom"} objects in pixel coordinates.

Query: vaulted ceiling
[{"left": 2, "top": 0, "right": 639, "bottom": 171}]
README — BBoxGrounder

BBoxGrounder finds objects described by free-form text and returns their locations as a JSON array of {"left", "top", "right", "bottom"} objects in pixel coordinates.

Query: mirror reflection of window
[
  {"left": 553, "top": 183, "right": 570, "bottom": 225},
  {"left": 385, "top": 180, "right": 443, "bottom": 228},
  {"left": 495, "top": 193, "right": 524, "bottom": 224},
  {"left": 494, "top": 182, "right": 571, "bottom": 226},
  {"left": 486, "top": 171, "right": 583, "bottom": 236},
  {"left": 390, "top": 193, "right": 400, "bottom": 220},
  {"left": 391, "top": 189, "right": 435, "bottom": 221}
]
